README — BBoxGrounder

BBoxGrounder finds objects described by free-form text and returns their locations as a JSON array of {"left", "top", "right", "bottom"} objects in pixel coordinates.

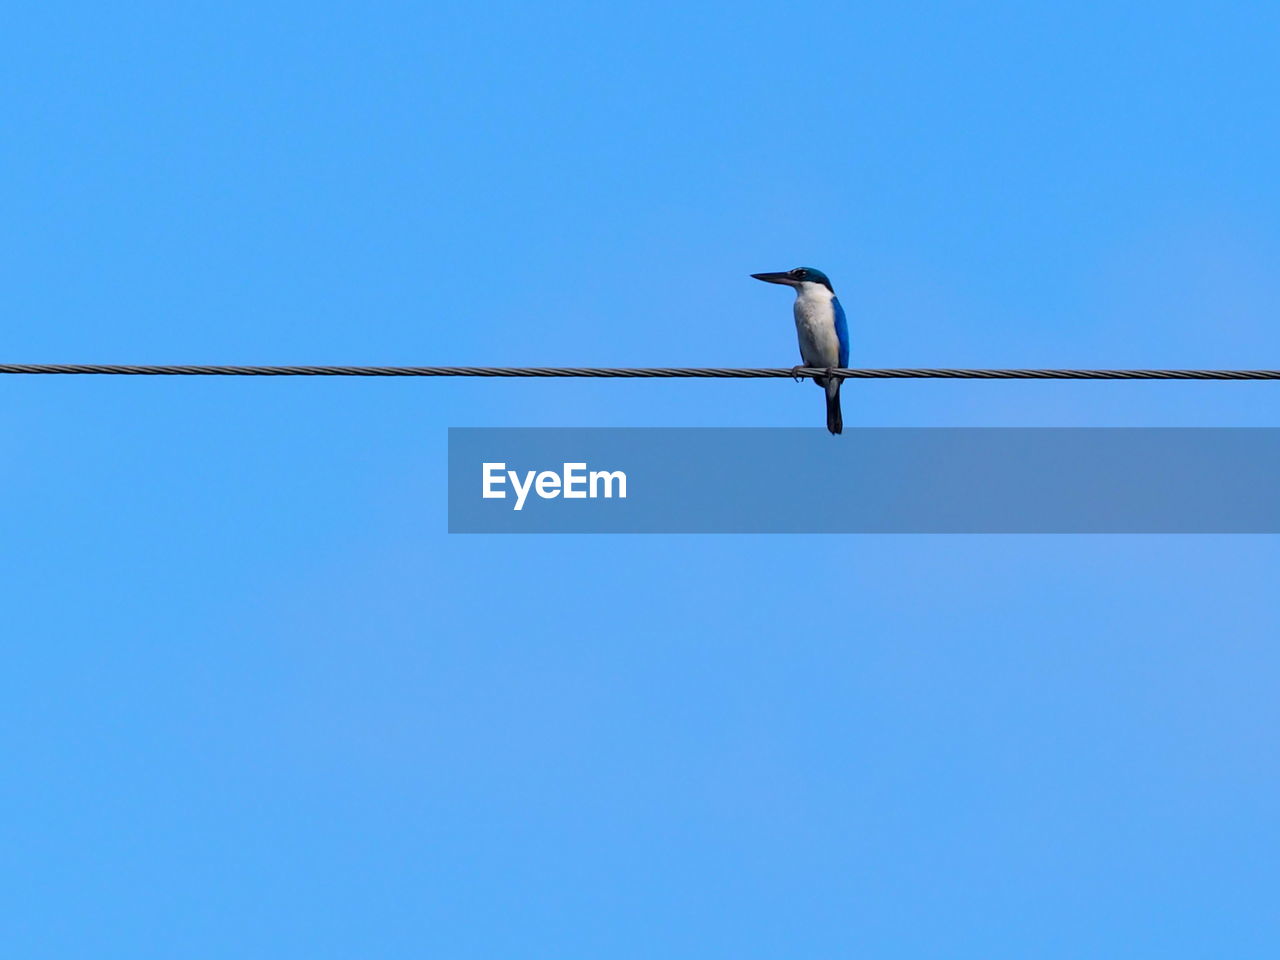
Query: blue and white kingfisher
[{"left": 751, "top": 266, "right": 849, "bottom": 434}]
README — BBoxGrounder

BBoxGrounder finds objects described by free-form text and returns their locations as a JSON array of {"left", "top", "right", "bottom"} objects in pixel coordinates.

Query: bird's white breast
[{"left": 792, "top": 282, "right": 841, "bottom": 368}]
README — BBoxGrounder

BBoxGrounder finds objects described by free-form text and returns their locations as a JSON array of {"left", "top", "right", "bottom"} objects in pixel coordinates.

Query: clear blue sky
[{"left": 3, "top": 2, "right": 1279, "bottom": 956}]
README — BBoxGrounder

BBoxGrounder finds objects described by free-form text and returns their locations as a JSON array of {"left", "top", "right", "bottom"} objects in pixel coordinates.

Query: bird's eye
[{"left": 792, "top": 269, "right": 806, "bottom": 279}]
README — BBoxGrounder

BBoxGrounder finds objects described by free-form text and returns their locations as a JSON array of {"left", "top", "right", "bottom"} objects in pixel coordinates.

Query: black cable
[{"left": 0, "top": 364, "right": 1277, "bottom": 380}]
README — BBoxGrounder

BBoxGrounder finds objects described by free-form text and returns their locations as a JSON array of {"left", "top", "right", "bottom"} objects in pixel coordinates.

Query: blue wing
[{"left": 833, "top": 296, "right": 849, "bottom": 368}]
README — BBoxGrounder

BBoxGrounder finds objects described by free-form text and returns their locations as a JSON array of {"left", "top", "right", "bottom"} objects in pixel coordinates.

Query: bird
[{"left": 751, "top": 266, "right": 849, "bottom": 434}]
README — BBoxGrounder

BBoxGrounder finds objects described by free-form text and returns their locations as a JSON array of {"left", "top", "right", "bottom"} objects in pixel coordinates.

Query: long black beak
[{"left": 751, "top": 271, "right": 796, "bottom": 286}]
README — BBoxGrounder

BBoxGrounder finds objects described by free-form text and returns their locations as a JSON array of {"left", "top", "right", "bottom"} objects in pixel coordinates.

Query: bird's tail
[{"left": 824, "top": 377, "right": 843, "bottom": 435}]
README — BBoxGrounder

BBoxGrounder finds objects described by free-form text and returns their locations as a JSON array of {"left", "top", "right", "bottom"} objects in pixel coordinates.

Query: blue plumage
[{"left": 833, "top": 296, "right": 849, "bottom": 368}]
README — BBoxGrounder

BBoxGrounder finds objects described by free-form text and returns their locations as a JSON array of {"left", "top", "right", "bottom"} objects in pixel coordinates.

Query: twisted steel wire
[{"left": 0, "top": 363, "right": 1277, "bottom": 380}]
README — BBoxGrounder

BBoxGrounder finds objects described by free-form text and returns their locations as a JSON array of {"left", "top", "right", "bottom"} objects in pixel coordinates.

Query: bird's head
[{"left": 751, "top": 266, "right": 834, "bottom": 292}]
